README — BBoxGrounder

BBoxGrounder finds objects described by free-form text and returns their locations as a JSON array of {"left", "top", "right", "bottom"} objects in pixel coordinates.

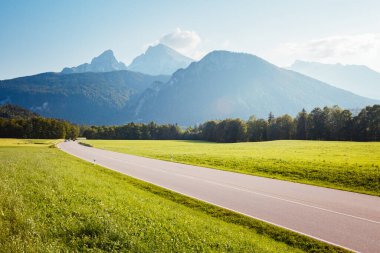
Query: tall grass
[{"left": 84, "top": 140, "right": 380, "bottom": 196}]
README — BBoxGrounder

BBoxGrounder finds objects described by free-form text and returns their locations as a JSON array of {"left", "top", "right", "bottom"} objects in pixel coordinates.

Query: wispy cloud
[
  {"left": 153, "top": 28, "right": 201, "bottom": 57},
  {"left": 146, "top": 29, "right": 236, "bottom": 60},
  {"left": 272, "top": 33, "right": 380, "bottom": 70}
]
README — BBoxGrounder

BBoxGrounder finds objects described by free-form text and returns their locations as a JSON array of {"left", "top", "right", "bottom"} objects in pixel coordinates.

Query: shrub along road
[{"left": 59, "top": 141, "right": 380, "bottom": 253}]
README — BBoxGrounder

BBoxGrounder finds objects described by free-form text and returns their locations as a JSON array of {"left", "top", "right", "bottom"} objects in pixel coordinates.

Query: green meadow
[
  {"left": 83, "top": 140, "right": 380, "bottom": 196},
  {"left": 0, "top": 139, "right": 346, "bottom": 252}
]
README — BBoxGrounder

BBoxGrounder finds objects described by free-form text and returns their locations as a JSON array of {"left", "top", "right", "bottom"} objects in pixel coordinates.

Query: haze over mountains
[
  {"left": 290, "top": 61, "right": 380, "bottom": 100},
  {"left": 0, "top": 46, "right": 378, "bottom": 125}
]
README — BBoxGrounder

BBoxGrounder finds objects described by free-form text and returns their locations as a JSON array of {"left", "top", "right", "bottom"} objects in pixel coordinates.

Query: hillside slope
[
  {"left": 132, "top": 51, "right": 377, "bottom": 125},
  {"left": 0, "top": 71, "right": 169, "bottom": 124},
  {"left": 0, "top": 104, "right": 39, "bottom": 119}
]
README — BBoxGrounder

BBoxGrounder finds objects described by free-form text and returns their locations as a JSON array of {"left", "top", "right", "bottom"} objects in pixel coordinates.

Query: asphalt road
[{"left": 58, "top": 141, "right": 380, "bottom": 253}]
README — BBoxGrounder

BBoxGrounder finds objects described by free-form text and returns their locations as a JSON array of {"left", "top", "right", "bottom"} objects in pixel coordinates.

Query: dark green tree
[
  {"left": 247, "top": 117, "right": 268, "bottom": 142},
  {"left": 295, "top": 109, "right": 308, "bottom": 140}
]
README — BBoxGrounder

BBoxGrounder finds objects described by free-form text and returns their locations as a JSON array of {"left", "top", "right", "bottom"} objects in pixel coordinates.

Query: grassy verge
[
  {"left": 83, "top": 140, "right": 380, "bottom": 196},
  {"left": 0, "top": 139, "right": 347, "bottom": 252},
  {"left": 0, "top": 138, "right": 60, "bottom": 147}
]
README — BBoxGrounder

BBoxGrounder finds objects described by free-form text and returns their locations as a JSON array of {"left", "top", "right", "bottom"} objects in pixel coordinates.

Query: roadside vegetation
[
  {"left": 83, "top": 140, "right": 380, "bottom": 196},
  {"left": 0, "top": 139, "right": 346, "bottom": 252}
]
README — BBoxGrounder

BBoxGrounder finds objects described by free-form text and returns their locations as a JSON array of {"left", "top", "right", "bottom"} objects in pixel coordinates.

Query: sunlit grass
[
  {"left": 0, "top": 139, "right": 347, "bottom": 252},
  {"left": 0, "top": 138, "right": 61, "bottom": 147},
  {"left": 84, "top": 140, "right": 380, "bottom": 196}
]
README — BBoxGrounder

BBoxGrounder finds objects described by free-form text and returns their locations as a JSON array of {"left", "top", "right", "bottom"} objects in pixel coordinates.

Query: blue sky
[{"left": 1, "top": 0, "right": 380, "bottom": 79}]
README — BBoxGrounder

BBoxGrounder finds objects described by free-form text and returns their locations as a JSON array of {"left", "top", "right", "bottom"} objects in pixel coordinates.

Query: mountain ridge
[
  {"left": 0, "top": 71, "right": 170, "bottom": 124},
  {"left": 62, "top": 50, "right": 127, "bottom": 74},
  {"left": 61, "top": 44, "right": 193, "bottom": 76},
  {"left": 131, "top": 51, "right": 377, "bottom": 125}
]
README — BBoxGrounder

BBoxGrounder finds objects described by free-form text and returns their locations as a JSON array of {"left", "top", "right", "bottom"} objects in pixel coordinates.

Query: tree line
[
  {"left": 81, "top": 122, "right": 182, "bottom": 140},
  {"left": 0, "top": 117, "right": 79, "bottom": 139},
  {"left": 81, "top": 105, "right": 379, "bottom": 142}
]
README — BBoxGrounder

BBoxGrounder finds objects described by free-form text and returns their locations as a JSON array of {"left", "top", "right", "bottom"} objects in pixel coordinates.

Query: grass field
[
  {"left": 0, "top": 139, "right": 346, "bottom": 252},
  {"left": 83, "top": 140, "right": 380, "bottom": 196}
]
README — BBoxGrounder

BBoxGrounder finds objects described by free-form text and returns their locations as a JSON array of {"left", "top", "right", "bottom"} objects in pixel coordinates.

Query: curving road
[{"left": 58, "top": 141, "right": 380, "bottom": 253}]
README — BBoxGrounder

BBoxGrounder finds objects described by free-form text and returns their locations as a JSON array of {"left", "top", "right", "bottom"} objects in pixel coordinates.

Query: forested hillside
[
  {"left": 0, "top": 104, "right": 39, "bottom": 119},
  {"left": 0, "top": 71, "right": 169, "bottom": 124},
  {"left": 0, "top": 104, "right": 79, "bottom": 139}
]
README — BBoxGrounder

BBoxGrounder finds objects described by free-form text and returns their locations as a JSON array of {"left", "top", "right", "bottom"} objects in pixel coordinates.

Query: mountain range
[
  {"left": 289, "top": 61, "right": 380, "bottom": 100},
  {"left": 131, "top": 51, "right": 376, "bottom": 125},
  {"left": 0, "top": 48, "right": 378, "bottom": 125},
  {"left": 62, "top": 44, "right": 193, "bottom": 76},
  {"left": 0, "top": 71, "right": 169, "bottom": 124}
]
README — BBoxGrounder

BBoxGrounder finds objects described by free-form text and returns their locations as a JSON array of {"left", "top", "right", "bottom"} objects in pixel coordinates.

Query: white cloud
[
  {"left": 146, "top": 29, "right": 236, "bottom": 60},
  {"left": 158, "top": 28, "right": 201, "bottom": 57},
  {"left": 272, "top": 33, "right": 380, "bottom": 71}
]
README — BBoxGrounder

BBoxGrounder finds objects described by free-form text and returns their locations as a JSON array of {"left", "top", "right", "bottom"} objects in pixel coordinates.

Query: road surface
[{"left": 58, "top": 141, "right": 380, "bottom": 253}]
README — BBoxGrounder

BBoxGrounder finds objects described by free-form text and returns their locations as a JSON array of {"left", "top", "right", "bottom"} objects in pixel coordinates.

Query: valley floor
[
  {"left": 0, "top": 139, "right": 344, "bottom": 252},
  {"left": 82, "top": 140, "right": 380, "bottom": 196}
]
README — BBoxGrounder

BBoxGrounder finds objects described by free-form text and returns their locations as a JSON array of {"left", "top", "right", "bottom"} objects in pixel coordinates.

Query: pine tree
[
  {"left": 268, "top": 112, "right": 274, "bottom": 124},
  {"left": 296, "top": 108, "right": 308, "bottom": 140}
]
